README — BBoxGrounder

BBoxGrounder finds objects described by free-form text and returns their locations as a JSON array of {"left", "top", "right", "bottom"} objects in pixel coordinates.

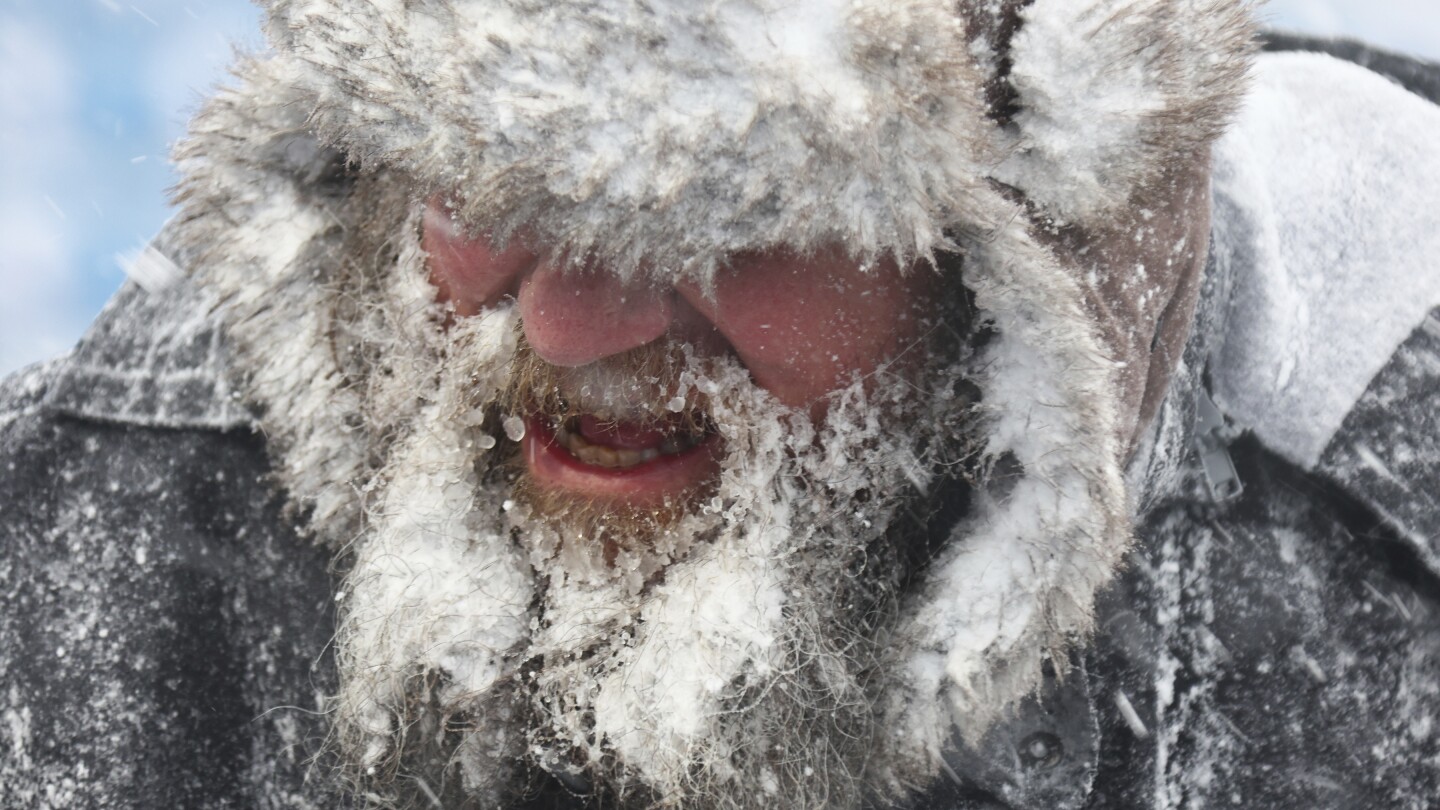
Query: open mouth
[
  {"left": 523, "top": 411, "right": 721, "bottom": 504},
  {"left": 552, "top": 413, "right": 711, "bottom": 469}
]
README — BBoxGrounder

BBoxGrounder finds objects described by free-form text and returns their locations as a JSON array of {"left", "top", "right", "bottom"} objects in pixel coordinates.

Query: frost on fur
[
  {"left": 331, "top": 306, "right": 533, "bottom": 786},
  {"left": 265, "top": 0, "right": 998, "bottom": 285},
  {"left": 996, "top": 0, "right": 1256, "bottom": 225},
  {"left": 259, "top": 0, "right": 1253, "bottom": 275},
  {"left": 870, "top": 192, "right": 1132, "bottom": 797}
]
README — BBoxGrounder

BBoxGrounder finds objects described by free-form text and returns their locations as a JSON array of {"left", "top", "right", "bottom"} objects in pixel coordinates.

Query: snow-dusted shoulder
[
  {"left": 0, "top": 359, "right": 62, "bottom": 434},
  {"left": 35, "top": 274, "right": 251, "bottom": 433},
  {"left": 1209, "top": 50, "right": 1440, "bottom": 470}
]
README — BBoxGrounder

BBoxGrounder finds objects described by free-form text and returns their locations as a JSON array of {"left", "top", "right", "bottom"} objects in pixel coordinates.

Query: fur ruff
[
  {"left": 171, "top": 0, "right": 1254, "bottom": 801},
  {"left": 995, "top": 0, "right": 1256, "bottom": 225}
]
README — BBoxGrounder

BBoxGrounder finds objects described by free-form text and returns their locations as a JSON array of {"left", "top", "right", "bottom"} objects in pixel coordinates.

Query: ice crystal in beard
[{"left": 512, "top": 348, "right": 973, "bottom": 810}]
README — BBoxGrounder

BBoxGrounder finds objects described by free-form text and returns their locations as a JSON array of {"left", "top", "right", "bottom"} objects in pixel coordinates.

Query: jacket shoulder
[
  {"left": 1263, "top": 32, "right": 1440, "bottom": 105},
  {"left": 0, "top": 359, "right": 61, "bottom": 435},
  {"left": 41, "top": 275, "right": 255, "bottom": 431},
  {"left": 1092, "top": 439, "right": 1440, "bottom": 809},
  {"left": 1317, "top": 311, "right": 1440, "bottom": 571},
  {"left": 0, "top": 392, "right": 342, "bottom": 807},
  {"left": 1207, "top": 49, "right": 1440, "bottom": 564}
]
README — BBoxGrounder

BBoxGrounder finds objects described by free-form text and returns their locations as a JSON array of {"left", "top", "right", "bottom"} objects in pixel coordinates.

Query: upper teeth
[{"left": 553, "top": 421, "right": 699, "bottom": 469}]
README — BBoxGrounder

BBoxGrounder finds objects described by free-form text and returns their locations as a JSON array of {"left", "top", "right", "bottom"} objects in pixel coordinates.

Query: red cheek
[
  {"left": 421, "top": 197, "right": 537, "bottom": 316},
  {"left": 678, "top": 249, "right": 939, "bottom": 415}
]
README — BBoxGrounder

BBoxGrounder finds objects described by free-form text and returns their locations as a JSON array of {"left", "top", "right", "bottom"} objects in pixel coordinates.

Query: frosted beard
[{"left": 321, "top": 243, "right": 976, "bottom": 809}]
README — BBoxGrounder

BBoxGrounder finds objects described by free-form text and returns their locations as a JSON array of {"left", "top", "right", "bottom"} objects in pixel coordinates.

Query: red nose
[{"left": 517, "top": 262, "right": 674, "bottom": 368}]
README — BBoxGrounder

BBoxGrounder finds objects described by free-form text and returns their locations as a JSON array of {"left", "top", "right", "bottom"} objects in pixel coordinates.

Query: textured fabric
[
  {"left": 1088, "top": 440, "right": 1440, "bottom": 810},
  {"left": 44, "top": 281, "right": 252, "bottom": 431},
  {"left": 0, "top": 367, "right": 342, "bottom": 809},
  {"left": 1318, "top": 309, "right": 1440, "bottom": 576},
  {"left": 44, "top": 220, "right": 254, "bottom": 431}
]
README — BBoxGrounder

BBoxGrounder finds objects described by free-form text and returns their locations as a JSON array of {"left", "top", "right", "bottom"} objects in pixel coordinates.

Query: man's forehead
[{"left": 425, "top": 195, "right": 933, "bottom": 296}]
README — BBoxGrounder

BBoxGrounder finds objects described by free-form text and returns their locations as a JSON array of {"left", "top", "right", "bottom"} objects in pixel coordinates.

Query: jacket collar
[
  {"left": 936, "top": 655, "right": 1100, "bottom": 810},
  {"left": 42, "top": 229, "right": 254, "bottom": 432}
]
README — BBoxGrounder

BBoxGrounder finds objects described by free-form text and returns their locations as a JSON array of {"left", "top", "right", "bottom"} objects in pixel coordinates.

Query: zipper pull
[{"left": 1195, "top": 390, "right": 1243, "bottom": 502}]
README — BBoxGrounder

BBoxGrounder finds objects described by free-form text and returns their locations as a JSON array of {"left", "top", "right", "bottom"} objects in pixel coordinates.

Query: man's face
[
  {"left": 309, "top": 159, "right": 1209, "bottom": 809},
  {"left": 422, "top": 196, "right": 947, "bottom": 516},
  {"left": 312, "top": 194, "right": 973, "bottom": 808},
  {"left": 307, "top": 157, "right": 1211, "bottom": 809}
]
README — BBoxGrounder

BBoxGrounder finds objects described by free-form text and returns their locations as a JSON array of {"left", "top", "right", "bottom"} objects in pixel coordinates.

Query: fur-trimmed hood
[
  {"left": 168, "top": 0, "right": 1256, "bottom": 802},
  {"left": 262, "top": 0, "right": 1253, "bottom": 282}
]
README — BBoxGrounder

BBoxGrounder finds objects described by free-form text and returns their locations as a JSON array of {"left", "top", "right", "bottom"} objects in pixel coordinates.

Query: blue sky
[
  {"left": 2, "top": 0, "right": 1438, "bottom": 375},
  {"left": 1, "top": 0, "right": 263, "bottom": 374}
]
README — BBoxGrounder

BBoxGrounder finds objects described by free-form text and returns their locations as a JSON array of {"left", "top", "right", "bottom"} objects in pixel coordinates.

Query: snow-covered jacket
[{"left": 2, "top": 39, "right": 1439, "bottom": 810}]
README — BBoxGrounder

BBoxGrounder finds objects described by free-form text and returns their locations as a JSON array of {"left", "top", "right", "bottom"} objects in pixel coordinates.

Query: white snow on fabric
[{"left": 1210, "top": 52, "right": 1440, "bottom": 468}]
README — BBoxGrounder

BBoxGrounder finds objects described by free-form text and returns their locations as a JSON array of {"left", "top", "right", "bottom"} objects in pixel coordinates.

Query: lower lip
[{"left": 522, "top": 416, "right": 722, "bottom": 505}]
